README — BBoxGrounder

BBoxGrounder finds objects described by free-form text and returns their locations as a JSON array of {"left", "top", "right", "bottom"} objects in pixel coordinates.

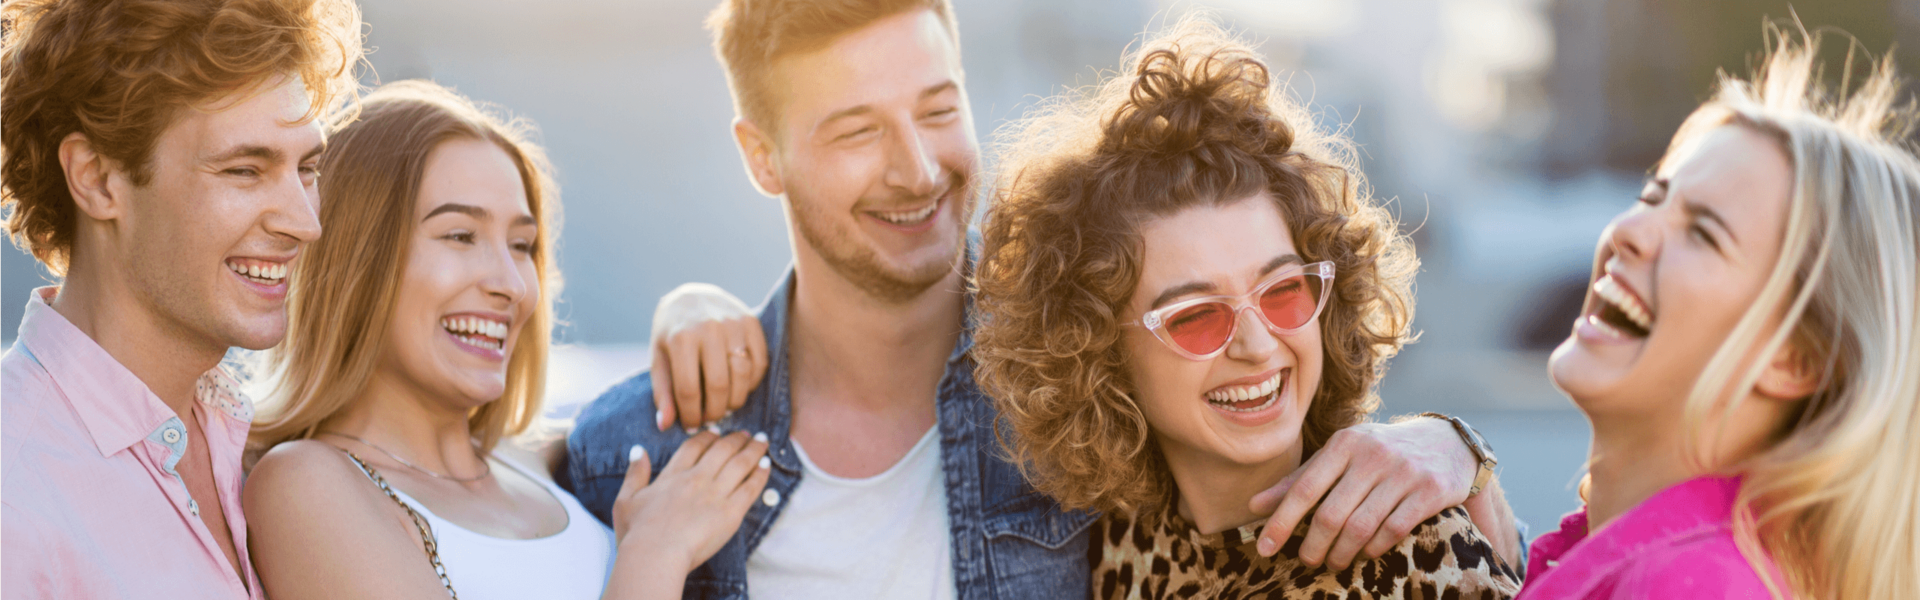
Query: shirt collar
[
  {"left": 746, "top": 241, "right": 979, "bottom": 472},
  {"left": 15, "top": 286, "right": 254, "bottom": 458},
  {"left": 1525, "top": 475, "right": 1747, "bottom": 594}
]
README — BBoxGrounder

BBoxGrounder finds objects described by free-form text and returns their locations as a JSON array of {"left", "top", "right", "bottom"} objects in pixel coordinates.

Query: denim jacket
[{"left": 559, "top": 269, "right": 1099, "bottom": 599}]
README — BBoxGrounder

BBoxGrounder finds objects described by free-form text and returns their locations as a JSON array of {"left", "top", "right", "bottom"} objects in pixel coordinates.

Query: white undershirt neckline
[{"left": 745, "top": 426, "right": 957, "bottom": 600}]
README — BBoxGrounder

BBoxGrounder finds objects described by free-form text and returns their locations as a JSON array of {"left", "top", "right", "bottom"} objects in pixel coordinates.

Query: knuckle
[{"left": 1313, "top": 511, "right": 1343, "bottom": 530}]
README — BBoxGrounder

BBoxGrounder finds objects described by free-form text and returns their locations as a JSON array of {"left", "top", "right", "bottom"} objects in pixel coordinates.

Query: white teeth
[
  {"left": 441, "top": 316, "right": 508, "bottom": 346},
  {"left": 227, "top": 260, "right": 286, "bottom": 282},
  {"left": 1594, "top": 277, "right": 1653, "bottom": 329},
  {"left": 875, "top": 203, "right": 937, "bottom": 224},
  {"left": 1206, "top": 370, "right": 1285, "bottom": 404}
]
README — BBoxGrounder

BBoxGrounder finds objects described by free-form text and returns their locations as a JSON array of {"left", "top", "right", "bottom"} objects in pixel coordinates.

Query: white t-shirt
[{"left": 745, "top": 427, "right": 956, "bottom": 599}]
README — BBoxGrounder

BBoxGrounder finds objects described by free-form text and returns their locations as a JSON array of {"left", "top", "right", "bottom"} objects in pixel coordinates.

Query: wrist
[{"left": 1418, "top": 412, "right": 1497, "bottom": 498}]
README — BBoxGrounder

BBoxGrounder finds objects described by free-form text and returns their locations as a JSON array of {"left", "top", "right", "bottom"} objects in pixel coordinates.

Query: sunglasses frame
[{"left": 1131, "top": 260, "right": 1336, "bottom": 361}]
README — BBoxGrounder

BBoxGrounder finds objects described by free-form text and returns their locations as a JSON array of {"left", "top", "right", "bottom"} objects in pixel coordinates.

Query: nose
[
  {"left": 269, "top": 168, "right": 323, "bottom": 244},
  {"left": 1606, "top": 205, "right": 1661, "bottom": 266},
  {"left": 882, "top": 123, "right": 939, "bottom": 197},
  {"left": 1223, "top": 306, "right": 1280, "bottom": 363},
  {"left": 478, "top": 241, "right": 531, "bottom": 307}
]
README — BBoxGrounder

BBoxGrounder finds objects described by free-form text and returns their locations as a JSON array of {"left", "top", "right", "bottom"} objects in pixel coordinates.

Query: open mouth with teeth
[
  {"left": 869, "top": 197, "right": 941, "bottom": 227},
  {"left": 442, "top": 316, "right": 508, "bottom": 352},
  {"left": 226, "top": 258, "right": 288, "bottom": 286},
  {"left": 1589, "top": 275, "right": 1654, "bottom": 338},
  {"left": 1205, "top": 369, "right": 1289, "bottom": 413}
]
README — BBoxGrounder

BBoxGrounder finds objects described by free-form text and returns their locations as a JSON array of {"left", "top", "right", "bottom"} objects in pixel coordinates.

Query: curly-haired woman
[{"left": 971, "top": 18, "right": 1519, "bottom": 599}]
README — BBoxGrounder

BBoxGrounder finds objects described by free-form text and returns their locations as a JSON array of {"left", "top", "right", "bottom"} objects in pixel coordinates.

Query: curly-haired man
[{"left": 1, "top": 0, "right": 361, "bottom": 596}]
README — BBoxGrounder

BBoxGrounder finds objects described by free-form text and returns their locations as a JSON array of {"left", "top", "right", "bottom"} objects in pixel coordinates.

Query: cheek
[{"left": 1122, "top": 332, "right": 1204, "bottom": 420}]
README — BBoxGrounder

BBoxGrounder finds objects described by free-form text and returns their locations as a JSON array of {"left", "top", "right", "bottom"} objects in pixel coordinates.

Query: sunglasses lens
[
  {"left": 1259, "top": 274, "right": 1323, "bottom": 330},
  {"left": 1164, "top": 302, "right": 1234, "bottom": 356}
]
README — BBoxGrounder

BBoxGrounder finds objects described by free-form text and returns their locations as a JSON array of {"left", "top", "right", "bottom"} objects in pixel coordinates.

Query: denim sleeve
[{"left": 560, "top": 370, "right": 685, "bottom": 526}]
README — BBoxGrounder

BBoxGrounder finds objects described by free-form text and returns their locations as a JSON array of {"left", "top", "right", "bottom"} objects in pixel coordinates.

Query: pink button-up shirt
[
  {"left": 1517, "top": 475, "right": 1784, "bottom": 600},
  {"left": 3, "top": 287, "right": 262, "bottom": 599}
]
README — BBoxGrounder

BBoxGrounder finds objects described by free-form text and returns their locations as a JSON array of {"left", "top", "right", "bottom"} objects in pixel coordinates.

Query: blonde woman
[
  {"left": 243, "top": 81, "right": 770, "bottom": 600},
  {"left": 1521, "top": 27, "right": 1920, "bottom": 599}
]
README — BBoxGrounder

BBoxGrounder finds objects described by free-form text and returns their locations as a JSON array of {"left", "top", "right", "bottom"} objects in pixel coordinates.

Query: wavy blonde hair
[
  {"left": 1662, "top": 24, "right": 1920, "bottom": 599},
  {"left": 250, "top": 81, "right": 561, "bottom": 455},
  {"left": 973, "top": 17, "right": 1417, "bottom": 514}
]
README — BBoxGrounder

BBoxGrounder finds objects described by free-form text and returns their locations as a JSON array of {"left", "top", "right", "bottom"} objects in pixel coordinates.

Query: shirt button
[
  {"left": 762, "top": 489, "right": 781, "bottom": 507},
  {"left": 162, "top": 428, "right": 181, "bottom": 444},
  {"left": 188, "top": 499, "right": 200, "bottom": 517}
]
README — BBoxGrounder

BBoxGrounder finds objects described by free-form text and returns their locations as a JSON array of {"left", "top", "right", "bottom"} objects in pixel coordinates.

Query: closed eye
[{"left": 443, "top": 231, "right": 476, "bottom": 244}]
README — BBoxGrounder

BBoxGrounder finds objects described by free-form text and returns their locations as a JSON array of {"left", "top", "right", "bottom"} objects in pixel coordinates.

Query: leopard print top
[{"left": 1091, "top": 501, "right": 1521, "bottom": 599}]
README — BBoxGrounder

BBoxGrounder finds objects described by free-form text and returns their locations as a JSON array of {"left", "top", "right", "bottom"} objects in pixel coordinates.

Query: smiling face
[
  {"left": 1550, "top": 124, "right": 1796, "bottom": 419},
  {"left": 1123, "top": 195, "right": 1325, "bottom": 469},
  {"left": 378, "top": 137, "right": 540, "bottom": 407},
  {"left": 115, "top": 77, "right": 324, "bottom": 351},
  {"left": 758, "top": 9, "right": 977, "bottom": 302}
]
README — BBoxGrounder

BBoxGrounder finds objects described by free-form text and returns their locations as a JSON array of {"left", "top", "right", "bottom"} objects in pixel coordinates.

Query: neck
[
  {"left": 322, "top": 370, "right": 487, "bottom": 478},
  {"left": 1583, "top": 410, "right": 1694, "bottom": 531},
  {"left": 786, "top": 252, "right": 965, "bottom": 413},
  {"left": 1164, "top": 438, "right": 1303, "bottom": 535},
  {"left": 51, "top": 255, "right": 227, "bottom": 422}
]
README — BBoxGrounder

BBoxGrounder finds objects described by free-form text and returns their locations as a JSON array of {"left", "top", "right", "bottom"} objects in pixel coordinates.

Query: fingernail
[
  {"left": 757, "top": 456, "right": 770, "bottom": 470},
  {"left": 684, "top": 426, "right": 697, "bottom": 435},
  {"left": 1257, "top": 536, "right": 1276, "bottom": 556},
  {"left": 705, "top": 423, "right": 722, "bottom": 434},
  {"left": 628, "top": 445, "right": 646, "bottom": 463},
  {"left": 752, "top": 432, "right": 768, "bottom": 443},
  {"left": 656, "top": 409, "right": 668, "bottom": 431}
]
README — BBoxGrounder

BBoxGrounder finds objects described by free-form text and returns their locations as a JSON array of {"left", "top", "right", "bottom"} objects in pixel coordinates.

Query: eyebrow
[
  {"left": 1148, "top": 254, "right": 1304, "bottom": 309},
  {"left": 1662, "top": 177, "right": 1740, "bottom": 247},
  {"left": 424, "top": 202, "right": 536, "bottom": 226},
  {"left": 203, "top": 140, "right": 325, "bottom": 165},
  {"left": 815, "top": 80, "right": 960, "bottom": 131}
]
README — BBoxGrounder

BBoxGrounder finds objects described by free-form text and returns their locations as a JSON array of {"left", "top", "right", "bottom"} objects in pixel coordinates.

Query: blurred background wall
[{"left": 5, "top": 0, "right": 1916, "bottom": 535}]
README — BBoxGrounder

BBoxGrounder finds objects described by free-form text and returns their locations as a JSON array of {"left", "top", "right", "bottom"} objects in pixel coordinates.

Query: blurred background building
[{"left": 5, "top": 0, "right": 1916, "bottom": 534}]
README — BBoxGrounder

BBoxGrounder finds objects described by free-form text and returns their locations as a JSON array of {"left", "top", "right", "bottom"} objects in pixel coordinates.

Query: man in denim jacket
[{"left": 561, "top": 1, "right": 1521, "bottom": 598}]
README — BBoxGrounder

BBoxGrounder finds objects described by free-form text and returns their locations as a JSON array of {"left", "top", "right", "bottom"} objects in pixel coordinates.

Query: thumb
[{"left": 616, "top": 444, "right": 654, "bottom": 500}]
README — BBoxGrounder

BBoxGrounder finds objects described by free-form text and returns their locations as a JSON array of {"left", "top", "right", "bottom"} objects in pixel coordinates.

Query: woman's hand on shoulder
[
  {"left": 601, "top": 430, "right": 771, "bottom": 600},
  {"left": 243, "top": 440, "right": 461, "bottom": 600},
  {"left": 650, "top": 283, "right": 767, "bottom": 433}
]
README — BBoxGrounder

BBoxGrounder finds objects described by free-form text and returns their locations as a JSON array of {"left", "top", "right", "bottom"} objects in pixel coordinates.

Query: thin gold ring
[{"left": 730, "top": 347, "right": 750, "bottom": 358}]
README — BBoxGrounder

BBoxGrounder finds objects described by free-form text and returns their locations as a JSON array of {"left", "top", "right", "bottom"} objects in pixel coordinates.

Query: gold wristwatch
[{"left": 1420, "top": 412, "right": 1497, "bottom": 497}]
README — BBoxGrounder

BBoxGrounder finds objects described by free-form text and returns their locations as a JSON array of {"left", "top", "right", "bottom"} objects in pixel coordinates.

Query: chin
[
  {"left": 223, "top": 314, "right": 290, "bottom": 351},
  {"left": 1548, "top": 339, "right": 1622, "bottom": 413}
]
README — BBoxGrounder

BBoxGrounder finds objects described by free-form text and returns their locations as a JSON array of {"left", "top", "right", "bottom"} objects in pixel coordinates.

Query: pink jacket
[{"left": 1517, "top": 476, "right": 1784, "bottom": 599}]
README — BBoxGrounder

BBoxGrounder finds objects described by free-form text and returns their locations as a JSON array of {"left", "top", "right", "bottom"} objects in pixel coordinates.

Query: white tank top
[
  {"left": 360, "top": 453, "right": 615, "bottom": 600},
  {"left": 745, "top": 427, "right": 956, "bottom": 599}
]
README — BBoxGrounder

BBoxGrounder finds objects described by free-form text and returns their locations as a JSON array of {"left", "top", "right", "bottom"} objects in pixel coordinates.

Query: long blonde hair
[
  {"left": 250, "top": 80, "right": 562, "bottom": 455},
  {"left": 1665, "top": 24, "right": 1920, "bottom": 599}
]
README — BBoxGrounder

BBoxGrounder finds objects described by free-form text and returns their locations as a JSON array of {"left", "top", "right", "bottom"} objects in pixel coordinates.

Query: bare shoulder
[{"left": 244, "top": 440, "right": 401, "bottom": 529}]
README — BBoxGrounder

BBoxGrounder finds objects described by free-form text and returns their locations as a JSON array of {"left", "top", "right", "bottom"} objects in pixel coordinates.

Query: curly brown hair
[
  {"left": 973, "top": 17, "right": 1418, "bottom": 515},
  {"left": 1, "top": 0, "right": 363, "bottom": 274}
]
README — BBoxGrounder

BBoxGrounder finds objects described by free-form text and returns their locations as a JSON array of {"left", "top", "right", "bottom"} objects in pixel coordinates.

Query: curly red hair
[
  {"left": 2, "top": 0, "right": 363, "bottom": 273},
  {"left": 973, "top": 17, "right": 1417, "bottom": 514}
]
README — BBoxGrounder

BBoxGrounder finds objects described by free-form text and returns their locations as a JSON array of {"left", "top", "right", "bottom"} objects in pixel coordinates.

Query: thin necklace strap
[{"left": 317, "top": 431, "right": 492, "bottom": 484}]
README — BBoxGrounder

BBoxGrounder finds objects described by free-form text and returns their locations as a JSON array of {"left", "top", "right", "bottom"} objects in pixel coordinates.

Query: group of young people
[{"left": 2, "top": 0, "right": 1915, "bottom": 598}]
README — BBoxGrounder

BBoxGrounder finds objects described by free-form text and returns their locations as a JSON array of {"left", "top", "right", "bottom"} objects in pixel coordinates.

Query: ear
[
  {"left": 1754, "top": 337, "right": 1822, "bottom": 401},
  {"left": 58, "top": 132, "right": 127, "bottom": 222},
  {"left": 732, "top": 117, "right": 785, "bottom": 198}
]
